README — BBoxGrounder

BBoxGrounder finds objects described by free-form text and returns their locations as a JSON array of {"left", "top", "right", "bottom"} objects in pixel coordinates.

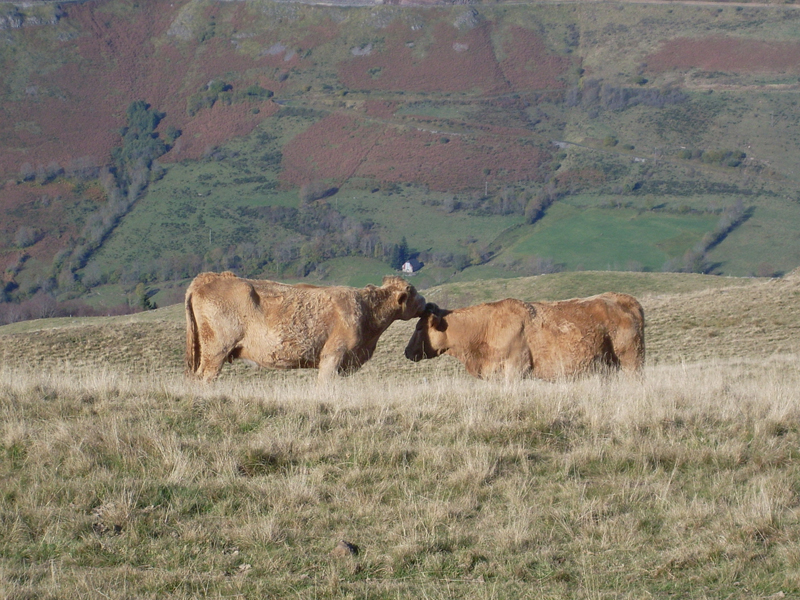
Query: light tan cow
[
  {"left": 404, "top": 293, "right": 644, "bottom": 380},
  {"left": 185, "top": 272, "right": 426, "bottom": 382}
]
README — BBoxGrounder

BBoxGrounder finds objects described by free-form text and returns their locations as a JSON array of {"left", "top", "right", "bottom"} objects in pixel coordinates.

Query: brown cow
[
  {"left": 186, "top": 272, "right": 426, "bottom": 382},
  {"left": 404, "top": 293, "right": 644, "bottom": 380}
]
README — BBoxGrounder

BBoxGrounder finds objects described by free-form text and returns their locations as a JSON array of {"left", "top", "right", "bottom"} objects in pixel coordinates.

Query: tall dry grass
[{"left": 2, "top": 355, "right": 800, "bottom": 598}]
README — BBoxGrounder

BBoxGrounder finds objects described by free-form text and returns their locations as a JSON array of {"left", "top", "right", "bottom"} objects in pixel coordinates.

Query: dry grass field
[{"left": 2, "top": 271, "right": 800, "bottom": 598}]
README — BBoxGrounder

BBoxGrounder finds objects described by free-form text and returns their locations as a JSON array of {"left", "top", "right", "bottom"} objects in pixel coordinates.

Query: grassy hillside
[
  {"left": 1, "top": 270, "right": 797, "bottom": 377},
  {"left": 2, "top": 0, "right": 800, "bottom": 315},
  {"left": 2, "top": 272, "right": 800, "bottom": 598}
]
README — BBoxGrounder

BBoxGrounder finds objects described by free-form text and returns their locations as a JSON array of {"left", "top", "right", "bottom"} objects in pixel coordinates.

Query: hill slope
[
  {"left": 2, "top": 0, "right": 800, "bottom": 315},
  {"left": 2, "top": 271, "right": 798, "bottom": 379}
]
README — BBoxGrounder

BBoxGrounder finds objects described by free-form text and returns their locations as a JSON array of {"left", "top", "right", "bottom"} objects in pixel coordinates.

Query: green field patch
[
  {"left": 507, "top": 204, "right": 717, "bottom": 272},
  {"left": 306, "top": 256, "right": 396, "bottom": 288},
  {"left": 334, "top": 187, "right": 522, "bottom": 255},
  {"left": 708, "top": 201, "right": 800, "bottom": 276}
]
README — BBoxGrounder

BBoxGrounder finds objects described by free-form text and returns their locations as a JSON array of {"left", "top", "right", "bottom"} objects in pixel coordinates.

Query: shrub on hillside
[
  {"left": 567, "top": 79, "right": 688, "bottom": 112},
  {"left": 112, "top": 101, "right": 170, "bottom": 182},
  {"left": 14, "top": 226, "right": 40, "bottom": 248},
  {"left": 187, "top": 81, "right": 272, "bottom": 116},
  {"left": 299, "top": 181, "right": 337, "bottom": 205}
]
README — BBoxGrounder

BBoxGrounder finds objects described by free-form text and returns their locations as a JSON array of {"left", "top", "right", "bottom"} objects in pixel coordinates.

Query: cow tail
[
  {"left": 185, "top": 291, "right": 201, "bottom": 376},
  {"left": 626, "top": 296, "right": 646, "bottom": 370}
]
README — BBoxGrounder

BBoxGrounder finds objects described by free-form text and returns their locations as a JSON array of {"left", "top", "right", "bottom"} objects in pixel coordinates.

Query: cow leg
[
  {"left": 197, "top": 332, "right": 230, "bottom": 382},
  {"left": 317, "top": 353, "right": 343, "bottom": 382},
  {"left": 317, "top": 340, "right": 349, "bottom": 382},
  {"left": 198, "top": 351, "right": 228, "bottom": 382},
  {"left": 611, "top": 331, "right": 644, "bottom": 373},
  {"left": 617, "top": 346, "right": 644, "bottom": 373}
]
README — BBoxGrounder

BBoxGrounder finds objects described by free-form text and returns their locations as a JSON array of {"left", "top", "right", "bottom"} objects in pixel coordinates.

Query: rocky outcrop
[{"left": 0, "top": 5, "right": 66, "bottom": 30}]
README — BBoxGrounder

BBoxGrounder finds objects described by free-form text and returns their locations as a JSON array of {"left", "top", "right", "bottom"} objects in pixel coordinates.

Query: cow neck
[
  {"left": 442, "top": 308, "right": 481, "bottom": 352},
  {"left": 359, "top": 285, "right": 400, "bottom": 335}
]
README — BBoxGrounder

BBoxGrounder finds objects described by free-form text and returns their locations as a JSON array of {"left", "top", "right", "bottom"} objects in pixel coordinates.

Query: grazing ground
[{"left": 2, "top": 271, "right": 800, "bottom": 598}]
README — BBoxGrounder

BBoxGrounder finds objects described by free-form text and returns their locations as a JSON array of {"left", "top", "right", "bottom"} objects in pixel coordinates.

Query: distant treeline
[
  {"left": 0, "top": 291, "right": 136, "bottom": 326},
  {"left": 566, "top": 79, "right": 688, "bottom": 112}
]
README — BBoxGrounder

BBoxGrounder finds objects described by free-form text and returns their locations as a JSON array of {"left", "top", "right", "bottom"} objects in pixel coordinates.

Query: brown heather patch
[
  {"left": 338, "top": 21, "right": 508, "bottom": 94},
  {"left": 297, "top": 23, "right": 343, "bottom": 52},
  {"left": 0, "top": 94, "right": 121, "bottom": 179},
  {"left": 363, "top": 100, "right": 399, "bottom": 119},
  {"left": 279, "top": 111, "right": 549, "bottom": 191},
  {"left": 498, "top": 26, "right": 571, "bottom": 91},
  {"left": 279, "top": 113, "right": 386, "bottom": 188},
  {"left": 354, "top": 128, "right": 550, "bottom": 191},
  {"left": 188, "top": 35, "right": 277, "bottom": 82},
  {"left": 647, "top": 37, "right": 800, "bottom": 74},
  {"left": 163, "top": 101, "right": 280, "bottom": 163},
  {"left": 0, "top": 1, "right": 185, "bottom": 174}
]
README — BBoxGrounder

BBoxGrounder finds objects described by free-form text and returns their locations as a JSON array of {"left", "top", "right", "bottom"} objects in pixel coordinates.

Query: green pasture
[
  {"left": 333, "top": 186, "right": 522, "bottom": 253},
  {"left": 505, "top": 203, "right": 717, "bottom": 272},
  {"left": 303, "top": 256, "right": 399, "bottom": 288},
  {"left": 707, "top": 200, "right": 800, "bottom": 276},
  {"left": 89, "top": 117, "right": 309, "bottom": 273},
  {"left": 437, "top": 269, "right": 759, "bottom": 307}
]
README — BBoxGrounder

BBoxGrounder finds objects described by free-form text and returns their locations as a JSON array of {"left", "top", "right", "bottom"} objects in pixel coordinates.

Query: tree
[
  {"left": 299, "top": 180, "right": 336, "bottom": 205},
  {"left": 399, "top": 236, "right": 409, "bottom": 265},
  {"left": 134, "top": 283, "right": 157, "bottom": 311},
  {"left": 389, "top": 237, "right": 409, "bottom": 270}
]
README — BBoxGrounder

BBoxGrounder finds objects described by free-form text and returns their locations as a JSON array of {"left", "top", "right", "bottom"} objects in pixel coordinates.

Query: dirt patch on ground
[
  {"left": 647, "top": 36, "right": 800, "bottom": 73},
  {"left": 353, "top": 127, "right": 549, "bottom": 191}
]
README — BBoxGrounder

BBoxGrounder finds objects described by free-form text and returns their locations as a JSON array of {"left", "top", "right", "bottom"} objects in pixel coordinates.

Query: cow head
[
  {"left": 405, "top": 303, "right": 448, "bottom": 361},
  {"left": 382, "top": 276, "right": 426, "bottom": 320}
]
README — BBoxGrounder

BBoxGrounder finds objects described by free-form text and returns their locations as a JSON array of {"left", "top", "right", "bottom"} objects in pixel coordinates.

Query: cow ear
[
  {"left": 424, "top": 302, "right": 437, "bottom": 313},
  {"left": 431, "top": 313, "right": 446, "bottom": 332},
  {"left": 397, "top": 291, "right": 408, "bottom": 306}
]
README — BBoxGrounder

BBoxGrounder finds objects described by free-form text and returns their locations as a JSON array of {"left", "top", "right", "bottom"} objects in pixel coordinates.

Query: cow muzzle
[{"left": 404, "top": 340, "right": 429, "bottom": 361}]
